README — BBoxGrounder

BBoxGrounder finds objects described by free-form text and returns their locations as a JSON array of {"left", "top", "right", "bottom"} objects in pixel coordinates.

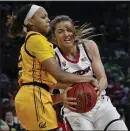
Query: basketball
[{"left": 67, "top": 82, "right": 97, "bottom": 113}]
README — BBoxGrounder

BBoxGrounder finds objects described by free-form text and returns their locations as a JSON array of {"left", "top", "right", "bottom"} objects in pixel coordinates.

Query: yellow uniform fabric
[
  {"left": 19, "top": 31, "right": 57, "bottom": 88},
  {"left": 15, "top": 31, "right": 58, "bottom": 130}
]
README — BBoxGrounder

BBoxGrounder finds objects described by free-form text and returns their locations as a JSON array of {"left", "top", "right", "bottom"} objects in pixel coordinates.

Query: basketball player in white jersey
[{"left": 51, "top": 15, "right": 128, "bottom": 130}]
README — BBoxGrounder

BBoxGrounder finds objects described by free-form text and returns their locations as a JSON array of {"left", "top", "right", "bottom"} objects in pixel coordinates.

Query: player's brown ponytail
[{"left": 50, "top": 15, "right": 101, "bottom": 44}]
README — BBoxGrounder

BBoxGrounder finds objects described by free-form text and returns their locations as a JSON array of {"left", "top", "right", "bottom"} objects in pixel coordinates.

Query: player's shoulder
[
  {"left": 83, "top": 39, "right": 98, "bottom": 51},
  {"left": 83, "top": 39, "right": 97, "bottom": 47},
  {"left": 26, "top": 31, "right": 47, "bottom": 42}
]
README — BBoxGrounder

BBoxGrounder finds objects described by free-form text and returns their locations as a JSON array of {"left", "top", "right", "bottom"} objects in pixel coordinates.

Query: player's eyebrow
[{"left": 57, "top": 28, "right": 65, "bottom": 32}]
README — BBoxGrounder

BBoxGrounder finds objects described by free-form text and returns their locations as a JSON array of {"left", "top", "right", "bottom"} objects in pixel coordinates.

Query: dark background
[{"left": 0, "top": 1, "right": 130, "bottom": 130}]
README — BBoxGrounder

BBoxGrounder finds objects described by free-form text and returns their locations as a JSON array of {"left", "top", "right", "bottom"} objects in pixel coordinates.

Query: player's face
[
  {"left": 54, "top": 21, "right": 75, "bottom": 49},
  {"left": 31, "top": 8, "right": 50, "bottom": 35}
]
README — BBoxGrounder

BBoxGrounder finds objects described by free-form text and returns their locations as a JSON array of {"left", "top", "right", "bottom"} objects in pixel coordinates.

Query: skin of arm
[
  {"left": 41, "top": 58, "right": 96, "bottom": 84},
  {"left": 85, "top": 40, "right": 108, "bottom": 92},
  {"left": 54, "top": 82, "right": 72, "bottom": 89}
]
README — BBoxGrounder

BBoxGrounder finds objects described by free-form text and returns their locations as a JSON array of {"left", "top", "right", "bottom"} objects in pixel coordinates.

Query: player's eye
[
  {"left": 57, "top": 30, "right": 64, "bottom": 34},
  {"left": 42, "top": 16, "right": 46, "bottom": 19}
]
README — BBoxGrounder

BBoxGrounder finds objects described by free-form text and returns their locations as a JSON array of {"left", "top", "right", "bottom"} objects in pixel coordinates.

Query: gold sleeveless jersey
[{"left": 18, "top": 31, "right": 57, "bottom": 89}]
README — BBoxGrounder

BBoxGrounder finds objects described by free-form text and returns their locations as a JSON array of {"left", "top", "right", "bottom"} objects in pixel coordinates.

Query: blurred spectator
[
  {"left": 4, "top": 110, "right": 21, "bottom": 131},
  {"left": 115, "top": 26, "right": 123, "bottom": 40},
  {"left": 98, "top": 24, "right": 108, "bottom": 48},
  {"left": 0, "top": 119, "right": 9, "bottom": 131},
  {"left": 128, "top": 90, "right": 130, "bottom": 103},
  {"left": 9, "top": 79, "right": 19, "bottom": 106},
  {"left": 105, "top": 63, "right": 125, "bottom": 82},
  {"left": 128, "top": 67, "right": 130, "bottom": 76},
  {"left": 120, "top": 84, "right": 130, "bottom": 104},
  {"left": 110, "top": 80, "right": 122, "bottom": 105},
  {"left": 0, "top": 73, "right": 10, "bottom": 103},
  {"left": 114, "top": 49, "right": 129, "bottom": 59},
  {"left": 99, "top": 25, "right": 108, "bottom": 35}
]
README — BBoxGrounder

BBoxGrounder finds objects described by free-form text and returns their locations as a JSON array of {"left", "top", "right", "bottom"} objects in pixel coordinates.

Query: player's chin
[
  {"left": 46, "top": 26, "right": 50, "bottom": 31},
  {"left": 63, "top": 44, "right": 74, "bottom": 49},
  {"left": 41, "top": 29, "right": 50, "bottom": 37}
]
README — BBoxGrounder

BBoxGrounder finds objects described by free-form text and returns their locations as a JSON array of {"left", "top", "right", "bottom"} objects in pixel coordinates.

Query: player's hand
[
  {"left": 62, "top": 87, "right": 77, "bottom": 111},
  {"left": 90, "top": 78, "right": 98, "bottom": 88},
  {"left": 94, "top": 87, "right": 100, "bottom": 98},
  {"left": 90, "top": 79, "right": 100, "bottom": 97}
]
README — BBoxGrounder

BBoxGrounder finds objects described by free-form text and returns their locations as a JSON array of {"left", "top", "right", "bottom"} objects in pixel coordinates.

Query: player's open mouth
[{"left": 64, "top": 37, "right": 72, "bottom": 43}]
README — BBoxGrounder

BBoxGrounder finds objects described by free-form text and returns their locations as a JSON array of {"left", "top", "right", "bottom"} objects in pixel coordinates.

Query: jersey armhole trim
[
  {"left": 82, "top": 42, "right": 92, "bottom": 63},
  {"left": 24, "top": 33, "right": 39, "bottom": 58},
  {"left": 55, "top": 52, "right": 61, "bottom": 67}
]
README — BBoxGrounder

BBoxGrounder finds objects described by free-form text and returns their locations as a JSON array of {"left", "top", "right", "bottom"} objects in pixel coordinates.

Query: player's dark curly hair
[{"left": 9, "top": 4, "right": 32, "bottom": 36}]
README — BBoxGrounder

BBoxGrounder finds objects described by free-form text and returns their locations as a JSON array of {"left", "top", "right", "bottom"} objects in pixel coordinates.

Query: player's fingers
[
  {"left": 91, "top": 81, "right": 99, "bottom": 88},
  {"left": 94, "top": 87, "right": 98, "bottom": 90},
  {"left": 94, "top": 87, "right": 99, "bottom": 91},
  {"left": 93, "top": 87, "right": 100, "bottom": 97},
  {"left": 66, "top": 87, "right": 73, "bottom": 92},
  {"left": 94, "top": 87, "right": 100, "bottom": 92},
  {"left": 65, "top": 105, "right": 76, "bottom": 111},
  {"left": 96, "top": 91, "right": 100, "bottom": 96},
  {"left": 65, "top": 101, "right": 77, "bottom": 106},
  {"left": 95, "top": 88, "right": 100, "bottom": 95},
  {"left": 66, "top": 97, "right": 76, "bottom": 101}
]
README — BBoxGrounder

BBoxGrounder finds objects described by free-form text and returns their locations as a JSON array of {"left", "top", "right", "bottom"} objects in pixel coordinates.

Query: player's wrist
[
  {"left": 87, "top": 76, "right": 95, "bottom": 82},
  {"left": 51, "top": 93, "right": 64, "bottom": 105},
  {"left": 60, "top": 93, "right": 65, "bottom": 103}
]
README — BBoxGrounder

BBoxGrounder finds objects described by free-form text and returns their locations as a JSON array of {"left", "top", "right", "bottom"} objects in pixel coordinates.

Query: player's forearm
[
  {"left": 51, "top": 93, "right": 64, "bottom": 105},
  {"left": 98, "top": 76, "right": 108, "bottom": 92},
  {"left": 57, "top": 71, "right": 94, "bottom": 84},
  {"left": 55, "top": 82, "right": 72, "bottom": 89}
]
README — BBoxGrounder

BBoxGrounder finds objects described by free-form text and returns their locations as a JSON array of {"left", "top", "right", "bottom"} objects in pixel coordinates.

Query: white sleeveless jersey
[{"left": 55, "top": 43, "right": 105, "bottom": 95}]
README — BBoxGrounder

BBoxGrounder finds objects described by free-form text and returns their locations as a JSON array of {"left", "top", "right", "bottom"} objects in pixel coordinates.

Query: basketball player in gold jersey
[{"left": 9, "top": 4, "right": 98, "bottom": 131}]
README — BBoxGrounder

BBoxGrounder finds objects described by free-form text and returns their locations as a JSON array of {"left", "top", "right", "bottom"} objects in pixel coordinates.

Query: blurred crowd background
[{"left": 0, "top": 1, "right": 130, "bottom": 131}]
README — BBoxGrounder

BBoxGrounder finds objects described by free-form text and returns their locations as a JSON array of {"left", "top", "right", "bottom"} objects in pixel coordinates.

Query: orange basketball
[{"left": 67, "top": 82, "right": 97, "bottom": 113}]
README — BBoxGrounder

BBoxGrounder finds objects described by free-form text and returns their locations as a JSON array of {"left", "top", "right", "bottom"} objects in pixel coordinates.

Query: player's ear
[{"left": 27, "top": 19, "right": 35, "bottom": 26}]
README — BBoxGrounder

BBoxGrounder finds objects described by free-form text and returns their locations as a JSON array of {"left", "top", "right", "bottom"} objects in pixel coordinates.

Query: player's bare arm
[
  {"left": 54, "top": 82, "right": 72, "bottom": 89},
  {"left": 85, "top": 40, "right": 108, "bottom": 92},
  {"left": 41, "top": 57, "right": 98, "bottom": 85}
]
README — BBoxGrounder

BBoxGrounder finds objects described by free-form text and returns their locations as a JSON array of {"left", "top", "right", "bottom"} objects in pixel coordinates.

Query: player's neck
[
  {"left": 61, "top": 46, "right": 77, "bottom": 55},
  {"left": 60, "top": 46, "right": 78, "bottom": 60}
]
